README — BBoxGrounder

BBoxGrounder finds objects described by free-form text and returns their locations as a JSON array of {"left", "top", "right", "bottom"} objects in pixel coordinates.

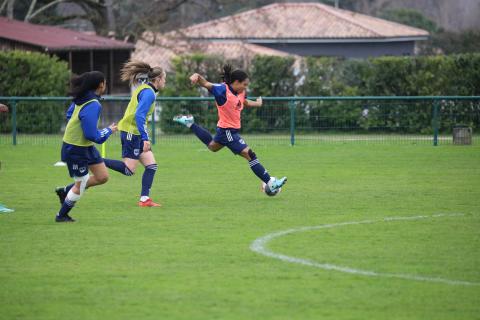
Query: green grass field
[{"left": 1, "top": 140, "right": 479, "bottom": 320}]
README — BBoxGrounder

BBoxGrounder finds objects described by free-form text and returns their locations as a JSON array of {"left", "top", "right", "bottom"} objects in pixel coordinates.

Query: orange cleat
[{"left": 138, "top": 198, "right": 161, "bottom": 207}]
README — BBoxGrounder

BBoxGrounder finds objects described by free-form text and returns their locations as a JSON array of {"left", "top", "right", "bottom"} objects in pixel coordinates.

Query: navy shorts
[
  {"left": 121, "top": 131, "right": 144, "bottom": 160},
  {"left": 61, "top": 142, "right": 103, "bottom": 177},
  {"left": 213, "top": 127, "right": 248, "bottom": 154}
]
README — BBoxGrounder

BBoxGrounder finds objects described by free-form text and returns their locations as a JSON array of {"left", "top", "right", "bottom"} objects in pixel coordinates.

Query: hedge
[
  {"left": 160, "top": 53, "right": 480, "bottom": 134},
  {"left": 0, "top": 50, "right": 69, "bottom": 133}
]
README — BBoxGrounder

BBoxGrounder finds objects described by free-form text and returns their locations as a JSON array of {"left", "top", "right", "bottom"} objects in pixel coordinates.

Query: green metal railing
[{"left": 1, "top": 96, "right": 479, "bottom": 146}]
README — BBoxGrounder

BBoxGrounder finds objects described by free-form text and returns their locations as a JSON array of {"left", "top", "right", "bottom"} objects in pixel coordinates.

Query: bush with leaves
[
  {"left": 160, "top": 53, "right": 480, "bottom": 134},
  {"left": 246, "top": 56, "right": 297, "bottom": 132},
  {"left": 0, "top": 50, "right": 69, "bottom": 133},
  {"left": 296, "top": 57, "right": 362, "bottom": 132},
  {"left": 358, "top": 54, "right": 480, "bottom": 132}
]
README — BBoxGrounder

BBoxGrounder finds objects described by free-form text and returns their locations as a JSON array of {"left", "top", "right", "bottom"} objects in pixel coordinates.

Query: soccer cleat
[
  {"left": 138, "top": 198, "right": 161, "bottom": 207},
  {"left": 271, "top": 176, "right": 287, "bottom": 191},
  {"left": 55, "top": 186, "right": 67, "bottom": 204},
  {"left": 173, "top": 114, "right": 194, "bottom": 127},
  {"left": 55, "top": 214, "right": 75, "bottom": 223}
]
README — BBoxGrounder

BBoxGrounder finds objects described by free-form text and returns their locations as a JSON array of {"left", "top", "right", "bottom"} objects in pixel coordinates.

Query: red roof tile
[
  {"left": 134, "top": 2, "right": 429, "bottom": 71},
  {"left": 134, "top": 36, "right": 294, "bottom": 72},
  {"left": 172, "top": 2, "right": 429, "bottom": 40},
  {"left": 0, "top": 17, "right": 134, "bottom": 51}
]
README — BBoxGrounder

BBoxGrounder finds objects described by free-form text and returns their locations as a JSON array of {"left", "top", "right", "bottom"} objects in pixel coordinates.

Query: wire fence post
[
  {"left": 11, "top": 100, "right": 17, "bottom": 146},
  {"left": 289, "top": 99, "right": 296, "bottom": 146},
  {"left": 432, "top": 99, "right": 440, "bottom": 146},
  {"left": 151, "top": 112, "right": 156, "bottom": 145}
]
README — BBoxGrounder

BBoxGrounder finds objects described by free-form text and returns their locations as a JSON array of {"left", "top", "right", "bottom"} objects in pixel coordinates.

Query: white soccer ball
[{"left": 262, "top": 178, "right": 281, "bottom": 197}]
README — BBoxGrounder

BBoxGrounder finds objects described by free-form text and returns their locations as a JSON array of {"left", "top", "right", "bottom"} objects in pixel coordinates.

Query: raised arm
[
  {"left": 244, "top": 97, "right": 263, "bottom": 108},
  {"left": 190, "top": 73, "right": 213, "bottom": 91}
]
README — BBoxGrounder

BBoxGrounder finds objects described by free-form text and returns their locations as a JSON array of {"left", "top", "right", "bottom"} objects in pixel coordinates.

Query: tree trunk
[
  {"left": 105, "top": 0, "right": 116, "bottom": 38},
  {"left": 27, "top": 0, "right": 66, "bottom": 22},
  {"left": 24, "top": 0, "right": 37, "bottom": 21},
  {"left": 6, "top": 0, "right": 14, "bottom": 18},
  {"left": 0, "top": 0, "right": 8, "bottom": 15}
]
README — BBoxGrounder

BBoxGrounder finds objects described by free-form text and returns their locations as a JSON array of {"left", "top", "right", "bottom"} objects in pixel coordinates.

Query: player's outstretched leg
[
  {"left": 173, "top": 115, "right": 213, "bottom": 147},
  {"left": 240, "top": 147, "right": 287, "bottom": 192},
  {"left": 103, "top": 159, "right": 134, "bottom": 176},
  {"left": 270, "top": 176, "right": 287, "bottom": 191},
  {"left": 173, "top": 114, "right": 194, "bottom": 127},
  {"left": 246, "top": 150, "right": 271, "bottom": 184}
]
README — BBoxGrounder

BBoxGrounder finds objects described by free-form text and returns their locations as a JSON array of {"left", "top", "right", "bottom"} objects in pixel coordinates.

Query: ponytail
[
  {"left": 221, "top": 64, "right": 248, "bottom": 85},
  {"left": 221, "top": 64, "right": 233, "bottom": 84},
  {"left": 69, "top": 71, "right": 105, "bottom": 98},
  {"left": 121, "top": 60, "right": 164, "bottom": 86}
]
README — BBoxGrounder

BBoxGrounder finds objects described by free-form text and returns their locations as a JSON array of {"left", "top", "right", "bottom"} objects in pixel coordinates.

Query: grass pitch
[{"left": 0, "top": 139, "right": 479, "bottom": 320}]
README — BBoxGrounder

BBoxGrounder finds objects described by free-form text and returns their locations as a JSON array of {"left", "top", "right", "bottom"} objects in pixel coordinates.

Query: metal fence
[{"left": 0, "top": 96, "right": 479, "bottom": 146}]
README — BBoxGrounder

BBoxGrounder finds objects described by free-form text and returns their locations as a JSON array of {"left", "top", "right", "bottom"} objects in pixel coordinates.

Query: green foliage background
[
  {"left": 0, "top": 50, "right": 70, "bottom": 133},
  {"left": 161, "top": 53, "right": 480, "bottom": 133},
  {"left": 1, "top": 50, "right": 478, "bottom": 135}
]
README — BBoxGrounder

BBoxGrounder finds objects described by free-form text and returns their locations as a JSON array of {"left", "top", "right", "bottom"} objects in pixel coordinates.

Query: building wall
[
  {"left": 0, "top": 38, "right": 41, "bottom": 52},
  {"left": 76, "top": 50, "right": 129, "bottom": 94},
  {"left": 258, "top": 41, "right": 416, "bottom": 58},
  {"left": 111, "top": 51, "right": 131, "bottom": 94},
  {"left": 50, "top": 50, "right": 131, "bottom": 94}
]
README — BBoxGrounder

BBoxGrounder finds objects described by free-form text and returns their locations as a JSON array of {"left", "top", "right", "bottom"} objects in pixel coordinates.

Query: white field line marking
[{"left": 251, "top": 214, "right": 479, "bottom": 286}]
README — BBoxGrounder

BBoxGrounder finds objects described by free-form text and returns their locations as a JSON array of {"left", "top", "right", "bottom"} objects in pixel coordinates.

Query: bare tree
[
  {"left": 24, "top": 0, "right": 37, "bottom": 20},
  {"left": 1, "top": 0, "right": 106, "bottom": 25},
  {"left": 0, "top": 0, "right": 8, "bottom": 15},
  {"left": 25, "top": 0, "right": 67, "bottom": 22},
  {"left": 104, "top": 0, "right": 115, "bottom": 37},
  {"left": 6, "top": 0, "right": 14, "bottom": 18},
  {"left": 118, "top": 0, "right": 189, "bottom": 42},
  {"left": 351, "top": 0, "right": 391, "bottom": 15}
]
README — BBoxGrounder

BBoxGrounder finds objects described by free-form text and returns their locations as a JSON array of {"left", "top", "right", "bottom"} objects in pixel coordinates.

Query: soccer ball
[{"left": 261, "top": 179, "right": 281, "bottom": 197}]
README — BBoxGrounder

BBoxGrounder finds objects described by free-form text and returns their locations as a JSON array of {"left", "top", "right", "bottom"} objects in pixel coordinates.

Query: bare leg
[
  {"left": 123, "top": 158, "right": 140, "bottom": 174},
  {"left": 239, "top": 147, "right": 252, "bottom": 160},
  {"left": 207, "top": 141, "right": 224, "bottom": 152},
  {"left": 86, "top": 162, "right": 109, "bottom": 188},
  {"left": 139, "top": 150, "right": 156, "bottom": 166},
  {"left": 70, "top": 181, "right": 82, "bottom": 195}
]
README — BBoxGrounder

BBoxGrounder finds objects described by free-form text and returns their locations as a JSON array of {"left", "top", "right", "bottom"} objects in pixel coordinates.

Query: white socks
[{"left": 66, "top": 189, "right": 81, "bottom": 202}]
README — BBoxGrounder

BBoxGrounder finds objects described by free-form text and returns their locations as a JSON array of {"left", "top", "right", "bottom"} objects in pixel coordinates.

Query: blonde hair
[{"left": 120, "top": 60, "right": 165, "bottom": 86}]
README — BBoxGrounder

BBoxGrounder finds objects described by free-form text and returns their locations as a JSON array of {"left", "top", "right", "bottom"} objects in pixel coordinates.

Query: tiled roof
[
  {"left": 133, "top": 35, "right": 292, "bottom": 72},
  {"left": 0, "top": 17, "right": 134, "bottom": 51},
  {"left": 172, "top": 2, "right": 429, "bottom": 40},
  {"left": 134, "top": 2, "right": 429, "bottom": 71}
]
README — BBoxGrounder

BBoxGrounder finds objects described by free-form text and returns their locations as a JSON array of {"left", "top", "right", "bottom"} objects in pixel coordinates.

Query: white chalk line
[{"left": 250, "top": 213, "right": 479, "bottom": 286}]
